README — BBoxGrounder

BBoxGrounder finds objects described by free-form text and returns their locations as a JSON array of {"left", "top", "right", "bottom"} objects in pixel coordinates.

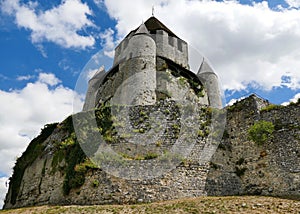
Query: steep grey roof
[
  {"left": 144, "top": 16, "right": 178, "bottom": 38},
  {"left": 135, "top": 23, "right": 150, "bottom": 35},
  {"left": 126, "top": 16, "right": 179, "bottom": 39},
  {"left": 197, "top": 58, "right": 216, "bottom": 75}
]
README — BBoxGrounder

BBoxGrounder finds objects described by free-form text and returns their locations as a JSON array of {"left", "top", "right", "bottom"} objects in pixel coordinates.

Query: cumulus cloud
[
  {"left": 286, "top": 0, "right": 300, "bottom": 8},
  {"left": 102, "top": 0, "right": 300, "bottom": 92},
  {"left": 1, "top": 0, "right": 95, "bottom": 49},
  {"left": 37, "top": 73, "right": 61, "bottom": 86},
  {"left": 0, "top": 73, "right": 83, "bottom": 207},
  {"left": 282, "top": 92, "right": 300, "bottom": 105},
  {"left": 16, "top": 75, "right": 34, "bottom": 81},
  {"left": 100, "top": 28, "right": 116, "bottom": 58},
  {"left": 0, "top": 177, "right": 8, "bottom": 209},
  {"left": 226, "top": 96, "right": 246, "bottom": 106}
]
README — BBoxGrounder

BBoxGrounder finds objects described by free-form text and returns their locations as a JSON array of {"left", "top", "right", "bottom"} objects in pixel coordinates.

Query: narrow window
[
  {"left": 177, "top": 39, "right": 182, "bottom": 52},
  {"left": 168, "top": 36, "right": 174, "bottom": 46}
]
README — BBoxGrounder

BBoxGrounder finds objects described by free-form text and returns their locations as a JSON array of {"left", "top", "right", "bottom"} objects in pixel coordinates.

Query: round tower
[
  {"left": 197, "top": 59, "right": 223, "bottom": 109},
  {"left": 113, "top": 23, "right": 157, "bottom": 106},
  {"left": 83, "top": 66, "right": 105, "bottom": 111}
]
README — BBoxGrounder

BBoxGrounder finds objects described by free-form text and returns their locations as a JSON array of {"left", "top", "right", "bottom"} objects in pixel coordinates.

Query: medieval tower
[{"left": 83, "top": 16, "right": 222, "bottom": 111}]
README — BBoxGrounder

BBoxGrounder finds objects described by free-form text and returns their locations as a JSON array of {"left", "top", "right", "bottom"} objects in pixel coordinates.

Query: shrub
[
  {"left": 91, "top": 180, "right": 99, "bottom": 188},
  {"left": 178, "top": 77, "right": 186, "bottom": 87},
  {"left": 260, "top": 104, "right": 283, "bottom": 112},
  {"left": 144, "top": 152, "right": 158, "bottom": 160},
  {"left": 248, "top": 120, "right": 274, "bottom": 145}
]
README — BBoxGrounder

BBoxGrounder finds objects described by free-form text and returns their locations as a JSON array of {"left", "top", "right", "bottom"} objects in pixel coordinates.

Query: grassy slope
[{"left": 1, "top": 196, "right": 300, "bottom": 214}]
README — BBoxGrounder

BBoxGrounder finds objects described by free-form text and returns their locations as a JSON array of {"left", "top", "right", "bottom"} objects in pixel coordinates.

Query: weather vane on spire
[{"left": 152, "top": 6, "right": 155, "bottom": 16}]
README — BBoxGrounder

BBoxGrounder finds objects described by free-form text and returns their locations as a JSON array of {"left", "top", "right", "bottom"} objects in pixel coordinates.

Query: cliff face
[{"left": 3, "top": 95, "right": 300, "bottom": 209}]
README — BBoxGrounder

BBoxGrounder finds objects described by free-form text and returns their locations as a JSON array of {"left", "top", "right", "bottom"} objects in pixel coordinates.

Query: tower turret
[
  {"left": 83, "top": 66, "right": 105, "bottom": 111},
  {"left": 118, "top": 23, "right": 157, "bottom": 105},
  {"left": 197, "top": 59, "right": 223, "bottom": 109}
]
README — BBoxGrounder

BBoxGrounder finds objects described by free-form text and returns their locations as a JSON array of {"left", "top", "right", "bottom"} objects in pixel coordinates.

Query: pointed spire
[
  {"left": 135, "top": 23, "right": 150, "bottom": 35},
  {"left": 152, "top": 6, "right": 155, "bottom": 16},
  {"left": 197, "top": 58, "right": 216, "bottom": 75}
]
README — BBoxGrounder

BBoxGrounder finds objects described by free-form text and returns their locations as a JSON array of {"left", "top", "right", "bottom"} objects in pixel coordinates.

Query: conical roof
[
  {"left": 135, "top": 23, "right": 150, "bottom": 35},
  {"left": 197, "top": 58, "right": 216, "bottom": 75}
]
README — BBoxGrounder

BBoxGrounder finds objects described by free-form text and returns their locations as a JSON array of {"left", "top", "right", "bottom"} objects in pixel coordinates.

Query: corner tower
[{"left": 197, "top": 59, "right": 223, "bottom": 109}]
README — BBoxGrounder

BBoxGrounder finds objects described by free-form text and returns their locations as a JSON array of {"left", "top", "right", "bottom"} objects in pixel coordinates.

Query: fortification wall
[
  {"left": 205, "top": 99, "right": 300, "bottom": 197},
  {"left": 4, "top": 100, "right": 212, "bottom": 209},
  {"left": 4, "top": 96, "right": 299, "bottom": 209}
]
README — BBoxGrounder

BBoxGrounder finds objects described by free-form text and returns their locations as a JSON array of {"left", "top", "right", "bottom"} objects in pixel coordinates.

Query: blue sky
[{"left": 0, "top": 0, "right": 300, "bottom": 208}]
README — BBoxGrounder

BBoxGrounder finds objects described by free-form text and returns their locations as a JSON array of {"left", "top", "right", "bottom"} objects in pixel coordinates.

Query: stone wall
[
  {"left": 152, "top": 30, "right": 189, "bottom": 69},
  {"left": 3, "top": 95, "right": 300, "bottom": 209},
  {"left": 3, "top": 100, "right": 212, "bottom": 209},
  {"left": 93, "top": 57, "right": 208, "bottom": 109},
  {"left": 205, "top": 96, "right": 300, "bottom": 197}
]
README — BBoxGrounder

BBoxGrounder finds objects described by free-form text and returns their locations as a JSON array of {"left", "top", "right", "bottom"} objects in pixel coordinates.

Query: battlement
[
  {"left": 151, "top": 29, "right": 188, "bottom": 69},
  {"left": 113, "top": 17, "right": 189, "bottom": 69}
]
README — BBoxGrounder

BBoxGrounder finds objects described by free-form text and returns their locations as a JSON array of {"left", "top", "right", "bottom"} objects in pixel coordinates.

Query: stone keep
[{"left": 83, "top": 16, "right": 222, "bottom": 110}]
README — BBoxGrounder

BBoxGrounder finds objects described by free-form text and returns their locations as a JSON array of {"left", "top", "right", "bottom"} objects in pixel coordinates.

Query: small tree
[{"left": 248, "top": 120, "right": 274, "bottom": 145}]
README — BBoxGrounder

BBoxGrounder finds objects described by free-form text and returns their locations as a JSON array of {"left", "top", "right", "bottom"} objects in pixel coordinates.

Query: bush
[
  {"left": 248, "top": 121, "right": 274, "bottom": 145},
  {"left": 260, "top": 104, "right": 283, "bottom": 112}
]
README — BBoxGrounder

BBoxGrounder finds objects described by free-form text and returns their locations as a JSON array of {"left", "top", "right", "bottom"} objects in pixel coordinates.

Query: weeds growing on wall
[{"left": 248, "top": 120, "right": 274, "bottom": 145}]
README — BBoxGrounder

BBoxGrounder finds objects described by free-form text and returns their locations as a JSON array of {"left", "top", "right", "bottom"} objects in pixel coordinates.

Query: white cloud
[
  {"left": 16, "top": 75, "right": 34, "bottom": 81},
  {"left": 102, "top": 0, "right": 300, "bottom": 92},
  {"left": 1, "top": 0, "right": 95, "bottom": 49},
  {"left": 226, "top": 96, "right": 246, "bottom": 106},
  {"left": 282, "top": 92, "right": 300, "bottom": 105},
  {"left": 286, "top": 0, "right": 300, "bottom": 8},
  {"left": 100, "top": 28, "right": 116, "bottom": 58},
  {"left": 0, "top": 177, "right": 8, "bottom": 209},
  {"left": 0, "top": 73, "right": 83, "bottom": 207},
  {"left": 86, "top": 68, "right": 99, "bottom": 81},
  {"left": 37, "top": 73, "right": 61, "bottom": 86}
]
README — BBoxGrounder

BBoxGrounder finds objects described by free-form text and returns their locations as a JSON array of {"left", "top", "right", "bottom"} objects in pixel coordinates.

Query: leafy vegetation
[
  {"left": 260, "top": 104, "right": 284, "bottom": 112},
  {"left": 62, "top": 142, "right": 87, "bottom": 195},
  {"left": 248, "top": 121, "right": 275, "bottom": 145}
]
